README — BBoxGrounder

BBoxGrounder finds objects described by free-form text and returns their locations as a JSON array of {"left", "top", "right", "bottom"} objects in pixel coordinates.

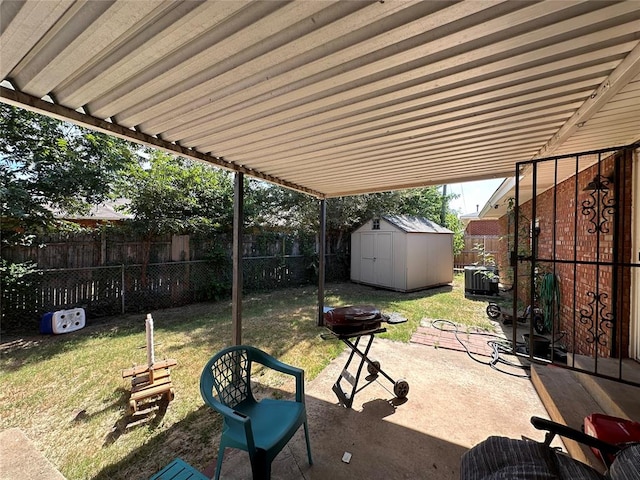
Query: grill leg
[{"left": 332, "top": 335, "right": 375, "bottom": 407}]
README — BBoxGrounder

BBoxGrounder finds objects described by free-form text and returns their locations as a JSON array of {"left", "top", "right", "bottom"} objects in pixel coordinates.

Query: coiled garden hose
[
  {"left": 431, "top": 319, "right": 530, "bottom": 378},
  {"left": 539, "top": 273, "right": 561, "bottom": 333}
]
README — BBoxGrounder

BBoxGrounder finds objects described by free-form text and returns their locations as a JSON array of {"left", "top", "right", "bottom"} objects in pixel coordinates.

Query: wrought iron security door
[{"left": 511, "top": 144, "right": 639, "bottom": 386}]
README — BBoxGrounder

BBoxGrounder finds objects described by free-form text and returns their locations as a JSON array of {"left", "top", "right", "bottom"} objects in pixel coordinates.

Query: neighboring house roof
[
  {"left": 459, "top": 211, "right": 480, "bottom": 226},
  {"left": 465, "top": 219, "right": 501, "bottom": 236},
  {"left": 382, "top": 215, "right": 452, "bottom": 234},
  {"left": 52, "top": 199, "right": 132, "bottom": 221}
]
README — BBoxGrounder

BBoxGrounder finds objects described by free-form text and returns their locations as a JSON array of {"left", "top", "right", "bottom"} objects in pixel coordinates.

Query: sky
[{"left": 446, "top": 178, "right": 505, "bottom": 215}]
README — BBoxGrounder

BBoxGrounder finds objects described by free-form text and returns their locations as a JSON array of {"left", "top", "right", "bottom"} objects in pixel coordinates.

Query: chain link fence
[{"left": 1, "top": 254, "right": 349, "bottom": 332}]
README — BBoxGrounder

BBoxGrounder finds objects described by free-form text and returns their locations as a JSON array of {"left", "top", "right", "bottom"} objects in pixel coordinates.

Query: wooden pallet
[{"left": 122, "top": 359, "right": 177, "bottom": 414}]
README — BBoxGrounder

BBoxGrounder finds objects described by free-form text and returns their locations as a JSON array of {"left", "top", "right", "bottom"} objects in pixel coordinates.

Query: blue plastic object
[
  {"left": 149, "top": 457, "right": 208, "bottom": 480},
  {"left": 200, "top": 345, "right": 313, "bottom": 480},
  {"left": 40, "top": 312, "right": 54, "bottom": 334}
]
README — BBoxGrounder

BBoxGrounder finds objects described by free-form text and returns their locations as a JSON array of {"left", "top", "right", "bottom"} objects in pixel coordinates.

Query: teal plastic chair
[{"left": 200, "top": 345, "right": 313, "bottom": 480}]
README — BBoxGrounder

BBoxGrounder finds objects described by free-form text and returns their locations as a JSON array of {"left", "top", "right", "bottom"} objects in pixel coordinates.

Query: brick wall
[
  {"left": 497, "top": 150, "right": 633, "bottom": 358},
  {"left": 496, "top": 200, "right": 534, "bottom": 297}
]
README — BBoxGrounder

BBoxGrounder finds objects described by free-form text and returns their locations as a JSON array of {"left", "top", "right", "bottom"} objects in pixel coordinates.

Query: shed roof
[
  {"left": 382, "top": 215, "right": 452, "bottom": 234},
  {"left": 1, "top": 1, "right": 639, "bottom": 198}
]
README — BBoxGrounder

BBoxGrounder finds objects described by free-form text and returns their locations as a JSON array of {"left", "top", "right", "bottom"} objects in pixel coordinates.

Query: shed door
[
  {"left": 375, "top": 233, "right": 393, "bottom": 287},
  {"left": 361, "top": 233, "right": 376, "bottom": 284},
  {"left": 360, "top": 232, "right": 393, "bottom": 287}
]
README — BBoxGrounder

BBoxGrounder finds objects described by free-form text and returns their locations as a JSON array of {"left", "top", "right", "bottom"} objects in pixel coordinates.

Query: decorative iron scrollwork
[
  {"left": 581, "top": 175, "right": 615, "bottom": 233},
  {"left": 579, "top": 291, "right": 614, "bottom": 347}
]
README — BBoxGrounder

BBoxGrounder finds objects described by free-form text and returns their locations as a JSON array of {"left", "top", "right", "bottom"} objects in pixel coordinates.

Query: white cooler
[{"left": 40, "top": 308, "right": 86, "bottom": 334}]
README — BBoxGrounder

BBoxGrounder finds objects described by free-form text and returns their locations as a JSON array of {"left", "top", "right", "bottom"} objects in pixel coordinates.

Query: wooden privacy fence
[
  {"left": 2, "top": 254, "right": 349, "bottom": 332},
  {"left": 2, "top": 232, "right": 176, "bottom": 268},
  {"left": 1, "top": 231, "right": 322, "bottom": 269},
  {"left": 454, "top": 235, "right": 500, "bottom": 268}
]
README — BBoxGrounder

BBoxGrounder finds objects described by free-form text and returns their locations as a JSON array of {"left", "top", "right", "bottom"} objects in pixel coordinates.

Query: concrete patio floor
[{"left": 206, "top": 337, "right": 559, "bottom": 480}]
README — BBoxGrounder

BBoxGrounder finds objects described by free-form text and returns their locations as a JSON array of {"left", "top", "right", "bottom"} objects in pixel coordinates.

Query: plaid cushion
[
  {"left": 461, "top": 437, "right": 561, "bottom": 480},
  {"left": 608, "top": 444, "right": 640, "bottom": 480},
  {"left": 461, "top": 436, "right": 604, "bottom": 480},
  {"left": 554, "top": 451, "right": 605, "bottom": 480}
]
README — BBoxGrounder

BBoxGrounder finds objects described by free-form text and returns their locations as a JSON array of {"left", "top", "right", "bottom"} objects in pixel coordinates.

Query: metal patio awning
[{"left": 2, "top": 0, "right": 640, "bottom": 198}]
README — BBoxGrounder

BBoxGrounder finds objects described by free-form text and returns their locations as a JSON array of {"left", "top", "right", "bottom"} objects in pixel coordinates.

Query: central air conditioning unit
[{"left": 464, "top": 266, "right": 499, "bottom": 296}]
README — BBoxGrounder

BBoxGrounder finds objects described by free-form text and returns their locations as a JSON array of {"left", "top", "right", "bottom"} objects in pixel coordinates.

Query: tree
[
  {"left": 0, "top": 105, "right": 137, "bottom": 318},
  {"left": 113, "top": 150, "right": 234, "bottom": 236},
  {"left": 245, "top": 183, "right": 461, "bottom": 254},
  {"left": 0, "top": 104, "right": 136, "bottom": 245},
  {"left": 445, "top": 211, "right": 465, "bottom": 256},
  {"left": 111, "top": 150, "right": 235, "bottom": 282},
  {"left": 396, "top": 187, "right": 447, "bottom": 220}
]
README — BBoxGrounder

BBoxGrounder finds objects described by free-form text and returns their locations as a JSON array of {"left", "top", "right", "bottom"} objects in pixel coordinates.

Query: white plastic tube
[{"left": 145, "top": 313, "right": 155, "bottom": 367}]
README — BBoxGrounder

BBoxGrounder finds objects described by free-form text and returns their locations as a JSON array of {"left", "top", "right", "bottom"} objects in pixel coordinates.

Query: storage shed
[{"left": 350, "top": 215, "right": 454, "bottom": 292}]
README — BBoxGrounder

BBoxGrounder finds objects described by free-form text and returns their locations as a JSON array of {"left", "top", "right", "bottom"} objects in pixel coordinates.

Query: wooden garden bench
[{"left": 122, "top": 358, "right": 177, "bottom": 413}]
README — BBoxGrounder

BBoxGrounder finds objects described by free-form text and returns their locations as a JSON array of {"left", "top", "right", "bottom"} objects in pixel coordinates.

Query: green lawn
[{"left": 0, "top": 274, "right": 496, "bottom": 479}]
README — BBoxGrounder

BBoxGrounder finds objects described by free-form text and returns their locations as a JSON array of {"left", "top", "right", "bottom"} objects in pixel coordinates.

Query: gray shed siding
[{"left": 350, "top": 216, "right": 453, "bottom": 292}]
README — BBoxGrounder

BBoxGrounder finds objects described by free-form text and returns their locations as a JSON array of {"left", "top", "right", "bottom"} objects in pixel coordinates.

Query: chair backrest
[{"left": 202, "top": 346, "right": 255, "bottom": 409}]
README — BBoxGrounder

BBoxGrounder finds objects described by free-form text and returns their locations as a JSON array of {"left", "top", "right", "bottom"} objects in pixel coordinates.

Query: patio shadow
[
  {"left": 95, "top": 337, "right": 557, "bottom": 480},
  {"left": 202, "top": 393, "right": 469, "bottom": 480}
]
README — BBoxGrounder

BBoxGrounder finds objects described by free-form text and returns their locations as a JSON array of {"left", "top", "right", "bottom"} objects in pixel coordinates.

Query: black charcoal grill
[{"left": 322, "top": 305, "right": 410, "bottom": 408}]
